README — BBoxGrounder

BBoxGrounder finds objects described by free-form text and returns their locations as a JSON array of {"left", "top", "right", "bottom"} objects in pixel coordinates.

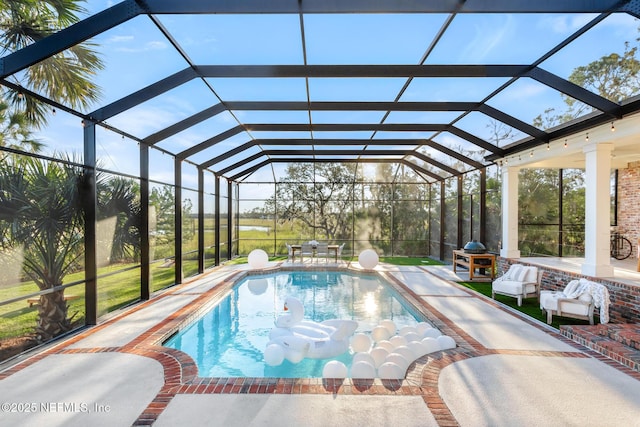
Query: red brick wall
[
  {"left": 618, "top": 160, "right": 640, "bottom": 260},
  {"left": 497, "top": 258, "right": 640, "bottom": 324}
]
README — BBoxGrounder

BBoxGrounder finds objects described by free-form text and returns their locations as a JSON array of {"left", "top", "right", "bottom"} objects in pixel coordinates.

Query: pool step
[{"left": 561, "top": 323, "right": 640, "bottom": 373}]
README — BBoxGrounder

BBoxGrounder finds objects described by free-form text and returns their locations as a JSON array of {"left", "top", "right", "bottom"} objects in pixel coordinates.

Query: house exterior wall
[{"left": 618, "top": 160, "right": 640, "bottom": 261}]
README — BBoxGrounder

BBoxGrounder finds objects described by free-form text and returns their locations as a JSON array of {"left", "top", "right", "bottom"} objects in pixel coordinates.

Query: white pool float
[
  {"left": 266, "top": 297, "right": 358, "bottom": 364},
  {"left": 323, "top": 361, "right": 348, "bottom": 378}
]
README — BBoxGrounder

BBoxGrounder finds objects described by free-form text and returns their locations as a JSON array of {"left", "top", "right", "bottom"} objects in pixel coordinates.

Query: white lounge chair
[
  {"left": 491, "top": 264, "right": 541, "bottom": 306},
  {"left": 539, "top": 278, "right": 611, "bottom": 325}
]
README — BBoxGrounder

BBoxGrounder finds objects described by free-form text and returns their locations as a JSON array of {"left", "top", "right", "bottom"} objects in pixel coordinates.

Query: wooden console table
[{"left": 452, "top": 250, "right": 496, "bottom": 280}]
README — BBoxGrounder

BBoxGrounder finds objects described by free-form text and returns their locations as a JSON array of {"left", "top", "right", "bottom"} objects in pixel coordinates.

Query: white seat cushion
[
  {"left": 493, "top": 280, "right": 536, "bottom": 295},
  {"left": 493, "top": 280, "right": 523, "bottom": 294}
]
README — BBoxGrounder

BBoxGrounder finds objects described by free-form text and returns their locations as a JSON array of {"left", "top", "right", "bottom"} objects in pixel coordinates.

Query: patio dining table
[{"left": 290, "top": 244, "right": 340, "bottom": 262}]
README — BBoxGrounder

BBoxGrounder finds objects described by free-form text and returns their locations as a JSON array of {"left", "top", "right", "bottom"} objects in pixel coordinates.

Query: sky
[{"left": 26, "top": 2, "right": 640, "bottom": 197}]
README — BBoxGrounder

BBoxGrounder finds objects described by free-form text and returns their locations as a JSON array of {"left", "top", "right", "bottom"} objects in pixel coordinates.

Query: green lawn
[
  {"left": 0, "top": 261, "right": 177, "bottom": 341},
  {"left": 379, "top": 256, "right": 443, "bottom": 266}
]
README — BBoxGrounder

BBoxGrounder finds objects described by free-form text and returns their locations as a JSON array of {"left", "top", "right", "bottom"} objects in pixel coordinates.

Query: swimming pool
[{"left": 163, "top": 269, "right": 430, "bottom": 378}]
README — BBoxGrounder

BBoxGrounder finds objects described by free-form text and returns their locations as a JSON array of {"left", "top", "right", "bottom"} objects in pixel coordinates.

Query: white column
[
  {"left": 582, "top": 142, "right": 614, "bottom": 277},
  {"left": 501, "top": 166, "right": 521, "bottom": 258}
]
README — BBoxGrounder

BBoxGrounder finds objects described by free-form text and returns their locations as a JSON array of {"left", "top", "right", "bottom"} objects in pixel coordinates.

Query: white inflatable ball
[
  {"left": 358, "top": 249, "right": 379, "bottom": 270},
  {"left": 352, "top": 352, "right": 375, "bottom": 367},
  {"left": 350, "top": 333, "right": 372, "bottom": 353},
  {"left": 408, "top": 341, "right": 429, "bottom": 359},
  {"left": 415, "top": 322, "right": 433, "bottom": 335},
  {"left": 385, "top": 352, "right": 410, "bottom": 372},
  {"left": 350, "top": 360, "right": 376, "bottom": 379},
  {"left": 399, "top": 326, "right": 417, "bottom": 336},
  {"left": 378, "top": 362, "right": 405, "bottom": 380},
  {"left": 403, "top": 332, "right": 422, "bottom": 343},
  {"left": 389, "top": 335, "right": 408, "bottom": 348},
  {"left": 323, "top": 361, "right": 348, "bottom": 379},
  {"left": 372, "top": 325, "right": 391, "bottom": 342},
  {"left": 393, "top": 346, "right": 416, "bottom": 366},
  {"left": 437, "top": 335, "right": 456, "bottom": 350},
  {"left": 379, "top": 319, "right": 397, "bottom": 336},
  {"left": 377, "top": 340, "right": 395, "bottom": 353},
  {"left": 370, "top": 347, "right": 390, "bottom": 368},
  {"left": 422, "top": 328, "right": 442, "bottom": 338},
  {"left": 248, "top": 249, "right": 269, "bottom": 269},
  {"left": 264, "top": 344, "right": 285, "bottom": 366},
  {"left": 421, "top": 337, "right": 441, "bottom": 354}
]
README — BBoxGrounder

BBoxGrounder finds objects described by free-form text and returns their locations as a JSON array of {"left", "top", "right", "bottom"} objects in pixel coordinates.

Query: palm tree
[
  {"left": 0, "top": 99, "right": 42, "bottom": 153},
  {"left": 0, "top": 156, "right": 84, "bottom": 342},
  {"left": 97, "top": 176, "right": 142, "bottom": 263},
  {"left": 0, "top": 0, "right": 104, "bottom": 343},
  {"left": 0, "top": 0, "right": 103, "bottom": 128}
]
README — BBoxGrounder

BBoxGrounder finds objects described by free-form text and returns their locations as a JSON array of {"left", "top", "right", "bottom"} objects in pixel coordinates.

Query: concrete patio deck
[{"left": 1, "top": 261, "right": 639, "bottom": 427}]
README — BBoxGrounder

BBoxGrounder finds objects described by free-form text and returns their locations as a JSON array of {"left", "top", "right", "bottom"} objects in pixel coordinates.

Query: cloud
[
  {"left": 146, "top": 41, "right": 167, "bottom": 50},
  {"left": 601, "top": 14, "right": 639, "bottom": 38},
  {"left": 107, "top": 106, "right": 177, "bottom": 136},
  {"left": 500, "top": 80, "right": 547, "bottom": 102},
  {"left": 115, "top": 40, "right": 168, "bottom": 53},
  {"left": 540, "top": 14, "right": 595, "bottom": 34},
  {"left": 459, "top": 15, "right": 514, "bottom": 62},
  {"left": 108, "top": 35, "right": 134, "bottom": 43}
]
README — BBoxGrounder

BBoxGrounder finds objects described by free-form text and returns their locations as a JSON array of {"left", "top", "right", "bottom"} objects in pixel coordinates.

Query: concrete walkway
[{"left": 1, "top": 262, "right": 639, "bottom": 427}]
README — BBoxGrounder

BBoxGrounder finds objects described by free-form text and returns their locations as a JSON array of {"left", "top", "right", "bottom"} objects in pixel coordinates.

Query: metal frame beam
[
  {"left": 225, "top": 101, "right": 480, "bottom": 111},
  {"left": 244, "top": 123, "right": 449, "bottom": 132},
  {"left": 194, "top": 64, "right": 532, "bottom": 78},
  {"left": 200, "top": 138, "right": 426, "bottom": 169},
  {"left": 135, "top": 0, "right": 629, "bottom": 15},
  {"left": 144, "top": 103, "right": 227, "bottom": 145},
  {"left": 201, "top": 137, "right": 488, "bottom": 171},
  {"left": 478, "top": 104, "right": 548, "bottom": 139},
  {"left": 215, "top": 149, "right": 453, "bottom": 179},
  {"left": 0, "top": 0, "right": 142, "bottom": 78},
  {"left": 525, "top": 68, "right": 621, "bottom": 116},
  {"left": 229, "top": 157, "right": 439, "bottom": 182},
  {"left": 177, "top": 126, "right": 245, "bottom": 159},
  {"left": 91, "top": 68, "right": 197, "bottom": 121},
  {"left": 83, "top": 123, "right": 98, "bottom": 325}
]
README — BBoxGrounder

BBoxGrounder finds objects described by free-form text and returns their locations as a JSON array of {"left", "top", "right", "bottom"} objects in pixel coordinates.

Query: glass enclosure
[{"left": 1, "top": 2, "right": 636, "bottom": 362}]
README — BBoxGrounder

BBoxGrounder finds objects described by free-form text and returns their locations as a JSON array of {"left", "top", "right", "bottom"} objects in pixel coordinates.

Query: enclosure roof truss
[{"left": 2, "top": 0, "right": 640, "bottom": 182}]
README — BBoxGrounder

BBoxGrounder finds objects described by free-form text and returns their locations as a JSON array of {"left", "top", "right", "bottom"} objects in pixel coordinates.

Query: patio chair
[
  {"left": 491, "top": 264, "right": 541, "bottom": 306},
  {"left": 315, "top": 242, "right": 329, "bottom": 263},
  {"left": 337, "top": 243, "right": 345, "bottom": 260},
  {"left": 300, "top": 242, "right": 314, "bottom": 263},
  {"left": 539, "top": 278, "right": 610, "bottom": 325},
  {"left": 285, "top": 243, "right": 294, "bottom": 262}
]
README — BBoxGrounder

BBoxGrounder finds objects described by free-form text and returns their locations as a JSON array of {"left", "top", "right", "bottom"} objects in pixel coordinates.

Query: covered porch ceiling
[{"left": 2, "top": 0, "right": 640, "bottom": 182}]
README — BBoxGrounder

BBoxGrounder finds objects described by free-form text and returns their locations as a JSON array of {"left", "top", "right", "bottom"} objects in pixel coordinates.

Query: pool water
[{"left": 163, "top": 270, "right": 426, "bottom": 378}]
